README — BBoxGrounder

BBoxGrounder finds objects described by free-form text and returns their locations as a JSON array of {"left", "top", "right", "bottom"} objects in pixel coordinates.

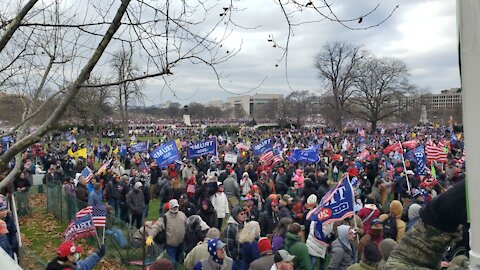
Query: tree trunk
[
  {"left": 370, "top": 121, "right": 377, "bottom": 133},
  {"left": 123, "top": 86, "right": 129, "bottom": 141}
]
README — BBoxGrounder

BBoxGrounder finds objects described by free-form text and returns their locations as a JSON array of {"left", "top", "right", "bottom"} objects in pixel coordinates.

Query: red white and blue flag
[
  {"left": 63, "top": 214, "right": 97, "bottom": 241},
  {"left": 80, "top": 166, "right": 93, "bottom": 182},
  {"left": 76, "top": 205, "right": 107, "bottom": 228}
]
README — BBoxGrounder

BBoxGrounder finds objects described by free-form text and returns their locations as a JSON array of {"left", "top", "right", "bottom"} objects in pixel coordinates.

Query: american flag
[
  {"left": 383, "top": 142, "right": 403, "bottom": 155},
  {"left": 402, "top": 140, "right": 418, "bottom": 150},
  {"left": 97, "top": 158, "right": 112, "bottom": 175},
  {"left": 272, "top": 148, "right": 283, "bottom": 165},
  {"left": 76, "top": 205, "right": 107, "bottom": 228},
  {"left": 425, "top": 140, "right": 447, "bottom": 163},
  {"left": 259, "top": 151, "right": 274, "bottom": 165},
  {"left": 357, "top": 150, "right": 370, "bottom": 161},
  {"left": 81, "top": 166, "right": 93, "bottom": 182}
]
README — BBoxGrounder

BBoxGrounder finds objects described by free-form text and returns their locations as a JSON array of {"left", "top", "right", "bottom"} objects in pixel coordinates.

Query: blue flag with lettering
[
  {"left": 187, "top": 138, "right": 217, "bottom": 159},
  {"left": 405, "top": 145, "right": 427, "bottom": 175},
  {"left": 150, "top": 141, "right": 181, "bottom": 168},
  {"left": 130, "top": 141, "right": 149, "bottom": 153},
  {"left": 288, "top": 145, "right": 320, "bottom": 164},
  {"left": 307, "top": 174, "right": 355, "bottom": 224},
  {"left": 252, "top": 138, "right": 273, "bottom": 156}
]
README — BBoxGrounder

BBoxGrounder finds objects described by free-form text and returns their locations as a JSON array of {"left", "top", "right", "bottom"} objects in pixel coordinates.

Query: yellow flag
[
  {"left": 412, "top": 132, "right": 416, "bottom": 139},
  {"left": 175, "top": 139, "right": 182, "bottom": 150},
  {"left": 68, "top": 148, "right": 87, "bottom": 159},
  {"left": 113, "top": 147, "right": 119, "bottom": 155}
]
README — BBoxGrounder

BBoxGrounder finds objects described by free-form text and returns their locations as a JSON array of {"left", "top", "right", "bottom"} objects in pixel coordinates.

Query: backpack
[
  {"left": 153, "top": 214, "right": 168, "bottom": 245},
  {"left": 382, "top": 215, "right": 398, "bottom": 240}
]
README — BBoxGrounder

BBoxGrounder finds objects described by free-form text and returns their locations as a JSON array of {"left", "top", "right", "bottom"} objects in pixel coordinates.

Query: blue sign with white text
[
  {"left": 150, "top": 141, "right": 181, "bottom": 168},
  {"left": 187, "top": 138, "right": 217, "bottom": 159}
]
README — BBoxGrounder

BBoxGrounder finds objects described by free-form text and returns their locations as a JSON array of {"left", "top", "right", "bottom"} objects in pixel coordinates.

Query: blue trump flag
[
  {"left": 187, "top": 138, "right": 217, "bottom": 159},
  {"left": 130, "top": 141, "right": 149, "bottom": 153},
  {"left": 288, "top": 145, "right": 320, "bottom": 164},
  {"left": 307, "top": 174, "right": 355, "bottom": 224},
  {"left": 252, "top": 138, "right": 273, "bottom": 156},
  {"left": 150, "top": 141, "right": 181, "bottom": 168},
  {"left": 405, "top": 145, "right": 427, "bottom": 175}
]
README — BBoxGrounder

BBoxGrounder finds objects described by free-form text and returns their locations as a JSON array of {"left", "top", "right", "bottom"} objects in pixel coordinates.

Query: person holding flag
[{"left": 46, "top": 241, "right": 105, "bottom": 270}]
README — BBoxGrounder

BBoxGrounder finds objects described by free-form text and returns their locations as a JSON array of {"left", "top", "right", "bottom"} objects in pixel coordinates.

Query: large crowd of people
[{"left": 0, "top": 124, "right": 469, "bottom": 269}]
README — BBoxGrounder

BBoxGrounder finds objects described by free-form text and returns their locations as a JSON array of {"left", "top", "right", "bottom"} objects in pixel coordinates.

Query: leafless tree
[
  {"left": 314, "top": 42, "right": 365, "bottom": 129},
  {"left": 286, "top": 90, "right": 315, "bottom": 127},
  {"left": 351, "top": 55, "right": 413, "bottom": 131}
]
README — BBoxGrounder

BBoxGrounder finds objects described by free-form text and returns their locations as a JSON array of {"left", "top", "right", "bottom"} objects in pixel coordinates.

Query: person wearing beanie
[
  {"left": 46, "top": 241, "right": 105, "bottom": 270},
  {"left": 329, "top": 225, "right": 356, "bottom": 270},
  {"left": 193, "top": 238, "right": 236, "bottom": 270},
  {"left": 225, "top": 205, "right": 246, "bottom": 267},
  {"left": 223, "top": 171, "right": 241, "bottom": 211},
  {"left": 198, "top": 199, "right": 218, "bottom": 229},
  {"left": 301, "top": 194, "right": 318, "bottom": 238},
  {"left": 406, "top": 203, "right": 422, "bottom": 231},
  {"left": 358, "top": 218, "right": 384, "bottom": 260},
  {"left": 184, "top": 228, "right": 221, "bottom": 270},
  {"left": 347, "top": 243, "right": 383, "bottom": 270},
  {"left": 284, "top": 223, "right": 311, "bottom": 270},
  {"left": 126, "top": 181, "right": 145, "bottom": 229},
  {"left": 385, "top": 180, "right": 468, "bottom": 269},
  {"left": 378, "top": 200, "right": 406, "bottom": 242},
  {"left": 146, "top": 199, "right": 187, "bottom": 264},
  {"left": 0, "top": 220, "right": 13, "bottom": 258},
  {"left": 185, "top": 215, "right": 210, "bottom": 254},
  {"left": 249, "top": 237, "right": 275, "bottom": 270},
  {"left": 238, "top": 221, "right": 261, "bottom": 270},
  {"left": 258, "top": 198, "right": 281, "bottom": 237},
  {"left": 210, "top": 182, "right": 229, "bottom": 230}
]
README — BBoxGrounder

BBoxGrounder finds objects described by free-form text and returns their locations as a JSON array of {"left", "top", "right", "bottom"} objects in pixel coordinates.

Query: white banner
[{"left": 224, "top": 153, "right": 238, "bottom": 164}]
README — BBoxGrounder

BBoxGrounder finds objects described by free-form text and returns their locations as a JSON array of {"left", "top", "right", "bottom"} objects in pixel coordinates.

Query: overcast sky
[{"left": 140, "top": 0, "right": 460, "bottom": 106}]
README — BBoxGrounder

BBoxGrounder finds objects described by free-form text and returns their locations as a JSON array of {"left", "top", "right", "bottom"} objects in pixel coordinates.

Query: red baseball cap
[{"left": 57, "top": 241, "right": 83, "bottom": 257}]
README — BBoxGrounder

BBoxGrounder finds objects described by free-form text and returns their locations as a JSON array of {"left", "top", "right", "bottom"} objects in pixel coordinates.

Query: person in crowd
[
  {"left": 126, "top": 181, "right": 145, "bottom": 229},
  {"left": 182, "top": 161, "right": 197, "bottom": 183},
  {"left": 87, "top": 182, "right": 103, "bottom": 206},
  {"left": 210, "top": 182, "right": 229, "bottom": 230},
  {"left": 146, "top": 199, "right": 187, "bottom": 265},
  {"left": 0, "top": 198, "right": 18, "bottom": 257},
  {"left": 184, "top": 228, "right": 221, "bottom": 270},
  {"left": 256, "top": 172, "right": 272, "bottom": 201},
  {"left": 193, "top": 238, "right": 236, "bottom": 270},
  {"left": 248, "top": 237, "right": 275, "bottom": 270},
  {"left": 198, "top": 199, "right": 218, "bottom": 229},
  {"left": 0, "top": 220, "right": 13, "bottom": 258},
  {"left": 179, "top": 193, "right": 198, "bottom": 218},
  {"left": 284, "top": 222, "right": 311, "bottom": 270},
  {"left": 379, "top": 200, "right": 406, "bottom": 243},
  {"left": 356, "top": 196, "right": 380, "bottom": 236},
  {"left": 238, "top": 221, "right": 261, "bottom": 270},
  {"left": 271, "top": 218, "right": 292, "bottom": 252},
  {"left": 119, "top": 174, "right": 130, "bottom": 223},
  {"left": 224, "top": 170, "right": 241, "bottom": 211},
  {"left": 46, "top": 241, "right": 105, "bottom": 270},
  {"left": 379, "top": 238, "right": 398, "bottom": 265},
  {"left": 13, "top": 171, "right": 32, "bottom": 215},
  {"left": 105, "top": 174, "right": 121, "bottom": 219},
  {"left": 185, "top": 215, "right": 210, "bottom": 254},
  {"left": 240, "top": 172, "right": 254, "bottom": 196},
  {"left": 347, "top": 243, "right": 383, "bottom": 270},
  {"left": 111, "top": 160, "right": 125, "bottom": 177},
  {"left": 243, "top": 194, "right": 260, "bottom": 221},
  {"left": 149, "top": 258, "right": 174, "bottom": 270},
  {"left": 75, "top": 176, "right": 89, "bottom": 206},
  {"left": 328, "top": 225, "right": 356, "bottom": 270},
  {"left": 63, "top": 176, "right": 77, "bottom": 221},
  {"left": 258, "top": 199, "right": 281, "bottom": 237},
  {"left": 293, "top": 169, "right": 305, "bottom": 189},
  {"left": 275, "top": 168, "right": 290, "bottom": 195},
  {"left": 149, "top": 161, "right": 161, "bottom": 200},
  {"left": 406, "top": 203, "right": 422, "bottom": 231},
  {"left": 224, "top": 205, "right": 246, "bottom": 267},
  {"left": 358, "top": 219, "right": 384, "bottom": 259},
  {"left": 271, "top": 250, "right": 295, "bottom": 270}
]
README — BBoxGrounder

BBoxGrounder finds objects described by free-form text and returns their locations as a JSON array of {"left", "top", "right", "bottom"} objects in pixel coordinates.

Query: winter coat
[
  {"left": 240, "top": 177, "right": 253, "bottom": 196},
  {"left": 0, "top": 234, "right": 13, "bottom": 258},
  {"left": 46, "top": 252, "right": 102, "bottom": 270},
  {"left": 193, "top": 257, "right": 236, "bottom": 270},
  {"left": 224, "top": 216, "right": 243, "bottom": 261},
  {"left": 271, "top": 235, "right": 285, "bottom": 252},
  {"left": 240, "top": 241, "right": 260, "bottom": 270},
  {"left": 284, "top": 232, "right": 311, "bottom": 270},
  {"left": 198, "top": 202, "right": 218, "bottom": 229},
  {"left": 211, "top": 192, "right": 229, "bottom": 219},
  {"left": 224, "top": 175, "right": 240, "bottom": 198},
  {"left": 105, "top": 180, "right": 120, "bottom": 200},
  {"left": 184, "top": 239, "right": 210, "bottom": 270},
  {"left": 75, "top": 184, "right": 89, "bottom": 202},
  {"left": 150, "top": 210, "right": 187, "bottom": 247},
  {"left": 328, "top": 239, "right": 356, "bottom": 270},
  {"left": 357, "top": 205, "right": 380, "bottom": 235},
  {"left": 275, "top": 174, "right": 290, "bottom": 195},
  {"left": 258, "top": 208, "right": 280, "bottom": 237},
  {"left": 126, "top": 189, "right": 145, "bottom": 216},
  {"left": 185, "top": 217, "right": 207, "bottom": 254},
  {"left": 346, "top": 262, "right": 377, "bottom": 270},
  {"left": 180, "top": 202, "right": 198, "bottom": 218},
  {"left": 248, "top": 254, "right": 275, "bottom": 270},
  {"left": 306, "top": 221, "right": 334, "bottom": 259},
  {"left": 87, "top": 190, "right": 103, "bottom": 206}
]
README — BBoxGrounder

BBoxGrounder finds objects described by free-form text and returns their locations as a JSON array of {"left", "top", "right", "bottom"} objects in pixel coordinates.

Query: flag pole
[
  {"left": 102, "top": 226, "right": 106, "bottom": 245},
  {"left": 95, "top": 229, "right": 101, "bottom": 248},
  {"left": 398, "top": 141, "right": 411, "bottom": 194}
]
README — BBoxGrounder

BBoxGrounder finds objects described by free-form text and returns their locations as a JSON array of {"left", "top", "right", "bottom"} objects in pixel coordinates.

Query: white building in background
[
  {"left": 423, "top": 88, "right": 462, "bottom": 109},
  {"left": 227, "top": 93, "right": 284, "bottom": 117}
]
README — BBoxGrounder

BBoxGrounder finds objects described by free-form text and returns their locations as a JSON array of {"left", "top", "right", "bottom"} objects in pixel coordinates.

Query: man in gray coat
[
  {"left": 126, "top": 181, "right": 145, "bottom": 229},
  {"left": 223, "top": 170, "right": 240, "bottom": 211}
]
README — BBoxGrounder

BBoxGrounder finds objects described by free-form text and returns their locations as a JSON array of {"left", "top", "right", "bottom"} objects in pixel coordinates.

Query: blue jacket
[
  {"left": 240, "top": 241, "right": 259, "bottom": 270},
  {"left": 0, "top": 234, "right": 13, "bottom": 258},
  {"left": 88, "top": 189, "right": 102, "bottom": 206},
  {"left": 75, "top": 253, "right": 102, "bottom": 270}
]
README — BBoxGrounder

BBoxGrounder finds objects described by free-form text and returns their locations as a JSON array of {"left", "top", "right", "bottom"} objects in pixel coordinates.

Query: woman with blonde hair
[{"left": 238, "top": 221, "right": 261, "bottom": 270}]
